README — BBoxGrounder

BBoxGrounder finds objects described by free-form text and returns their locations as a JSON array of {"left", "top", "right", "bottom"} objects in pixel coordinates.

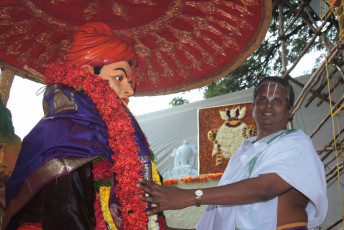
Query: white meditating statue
[{"left": 163, "top": 140, "right": 198, "bottom": 179}]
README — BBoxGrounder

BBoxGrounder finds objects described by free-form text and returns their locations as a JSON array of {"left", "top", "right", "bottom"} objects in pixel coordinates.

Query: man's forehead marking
[
  {"left": 257, "top": 82, "right": 280, "bottom": 101},
  {"left": 266, "top": 83, "right": 278, "bottom": 101}
]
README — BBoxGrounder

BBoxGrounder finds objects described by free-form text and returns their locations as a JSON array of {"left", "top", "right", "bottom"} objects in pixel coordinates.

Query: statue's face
[{"left": 98, "top": 61, "right": 134, "bottom": 104}]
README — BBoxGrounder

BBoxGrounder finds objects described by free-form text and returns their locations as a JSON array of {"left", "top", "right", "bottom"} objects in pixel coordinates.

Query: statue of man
[{"left": 3, "top": 22, "right": 161, "bottom": 230}]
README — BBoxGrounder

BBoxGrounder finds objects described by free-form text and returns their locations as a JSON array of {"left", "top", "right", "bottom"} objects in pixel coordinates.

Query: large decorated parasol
[{"left": 0, "top": 0, "right": 271, "bottom": 96}]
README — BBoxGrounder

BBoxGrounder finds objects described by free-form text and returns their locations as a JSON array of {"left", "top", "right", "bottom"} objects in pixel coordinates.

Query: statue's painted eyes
[{"left": 114, "top": 75, "right": 124, "bottom": 82}]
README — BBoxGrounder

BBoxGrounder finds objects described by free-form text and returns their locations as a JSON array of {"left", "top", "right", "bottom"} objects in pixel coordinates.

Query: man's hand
[
  {"left": 137, "top": 173, "right": 292, "bottom": 216},
  {"left": 137, "top": 178, "right": 194, "bottom": 215}
]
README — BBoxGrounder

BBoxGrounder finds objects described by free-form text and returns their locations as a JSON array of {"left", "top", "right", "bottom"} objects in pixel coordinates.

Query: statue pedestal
[{"left": 171, "top": 165, "right": 198, "bottom": 179}]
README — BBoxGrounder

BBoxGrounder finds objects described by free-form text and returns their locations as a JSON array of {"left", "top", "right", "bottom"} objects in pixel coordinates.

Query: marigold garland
[
  {"left": 45, "top": 62, "right": 146, "bottom": 229},
  {"left": 99, "top": 186, "right": 118, "bottom": 230},
  {"left": 162, "top": 179, "right": 179, "bottom": 185},
  {"left": 162, "top": 173, "right": 223, "bottom": 185}
]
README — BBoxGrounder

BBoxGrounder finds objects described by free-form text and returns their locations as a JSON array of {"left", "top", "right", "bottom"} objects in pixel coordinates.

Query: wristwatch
[{"left": 195, "top": 189, "right": 203, "bottom": 207}]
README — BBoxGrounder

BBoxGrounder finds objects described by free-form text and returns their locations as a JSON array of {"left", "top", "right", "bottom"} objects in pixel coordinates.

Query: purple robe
[{"left": 3, "top": 84, "right": 151, "bottom": 229}]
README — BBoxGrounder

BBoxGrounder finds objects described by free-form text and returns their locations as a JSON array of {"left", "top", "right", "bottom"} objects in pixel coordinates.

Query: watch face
[{"left": 195, "top": 190, "right": 203, "bottom": 196}]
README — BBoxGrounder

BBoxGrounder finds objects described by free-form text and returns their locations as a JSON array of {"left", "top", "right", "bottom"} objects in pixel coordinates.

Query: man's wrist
[{"left": 194, "top": 189, "right": 203, "bottom": 207}]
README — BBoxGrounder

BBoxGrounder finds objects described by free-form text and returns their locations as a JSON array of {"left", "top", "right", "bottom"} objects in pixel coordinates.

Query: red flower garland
[
  {"left": 94, "top": 191, "right": 108, "bottom": 229},
  {"left": 45, "top": 62, "right": 146, "bottom": 229}
]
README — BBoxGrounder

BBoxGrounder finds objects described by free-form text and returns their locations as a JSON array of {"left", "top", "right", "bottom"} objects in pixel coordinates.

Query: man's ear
[
  {"left": 288, "top": 106, "right": 293, "bottom": 120},
  {"left": 81, "top": 65, "right": 94, "bottom": 73}
]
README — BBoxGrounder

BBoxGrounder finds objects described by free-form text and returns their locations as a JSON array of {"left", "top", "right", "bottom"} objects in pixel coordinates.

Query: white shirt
[{"left": 195, "top": 129, "right": 328, "bottom": 230}]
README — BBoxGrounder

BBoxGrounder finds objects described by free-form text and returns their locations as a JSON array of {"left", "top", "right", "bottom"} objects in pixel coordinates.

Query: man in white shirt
[{"left": 137, "top": 77, "right": 328, "bottom": 230}]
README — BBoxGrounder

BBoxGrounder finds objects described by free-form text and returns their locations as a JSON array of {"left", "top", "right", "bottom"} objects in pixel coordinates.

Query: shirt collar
[
  {"left": 256, "top": 129, "right": 286, "bottom": 144},
  {"left": 241, "top": 129, "right": 287, "bottom": 156}
]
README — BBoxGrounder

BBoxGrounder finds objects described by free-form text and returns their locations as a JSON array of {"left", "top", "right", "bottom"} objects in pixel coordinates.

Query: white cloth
[{"left": 195, "top": 129, "right": 328, "bottom": 230}]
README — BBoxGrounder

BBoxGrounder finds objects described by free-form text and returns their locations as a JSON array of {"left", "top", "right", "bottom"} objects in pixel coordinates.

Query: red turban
[{"left": 65, "top": 22, "right": 135, "bottom": 66}]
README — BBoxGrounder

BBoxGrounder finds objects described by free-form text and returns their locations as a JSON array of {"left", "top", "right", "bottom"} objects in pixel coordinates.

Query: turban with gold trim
[{"left": 65, "top": 22, "right": 135, "bottom": 66}]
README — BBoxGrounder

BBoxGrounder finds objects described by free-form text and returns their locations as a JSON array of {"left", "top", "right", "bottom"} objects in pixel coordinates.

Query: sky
[
  {"left": 6, "top": 77, "right": 205, "bottom": 139},
  {"left": 5, "top": 52, "right": 318, "bottom": 140}
]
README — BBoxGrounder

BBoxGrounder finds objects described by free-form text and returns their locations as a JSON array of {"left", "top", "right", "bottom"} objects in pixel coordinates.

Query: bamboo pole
[
  {"left": 310, "top": 95, "right": 344, "bottom": 138},
  {"left": 279, "top": 2, "right": 287, "bottom": 73},
  {"left": 317, "top": 145, "right": 344, "bottom": 152},
  {"left": 292, "top": 40, "right": 344, "bottom": 115},
  {"left": 0, "top": 68, "right": 15, "bottom": 106}
]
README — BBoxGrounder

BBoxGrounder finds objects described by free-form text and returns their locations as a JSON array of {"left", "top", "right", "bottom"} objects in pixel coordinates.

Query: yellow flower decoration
[
  {"left": 99, "top": 186, "right": 118, "bottom": 230},
  {"left": 151, "top": 161, "right": 161, "bottom": 185}
]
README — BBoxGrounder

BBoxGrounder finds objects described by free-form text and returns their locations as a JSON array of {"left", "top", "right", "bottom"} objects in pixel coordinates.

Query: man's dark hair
[
  {"left": 93, "top": 65, "right": 103, "bottom": 75},
  {"left": 253, "top": 77, "right": 295, "bottom": 108},
  {"left": 127, "top": 60, "right": 133, "bottom": 67}
]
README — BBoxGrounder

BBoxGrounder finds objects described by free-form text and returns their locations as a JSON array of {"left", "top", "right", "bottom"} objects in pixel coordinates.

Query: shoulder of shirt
[{"left": 278, "top": 129, "right": 312, "bottom": 143}]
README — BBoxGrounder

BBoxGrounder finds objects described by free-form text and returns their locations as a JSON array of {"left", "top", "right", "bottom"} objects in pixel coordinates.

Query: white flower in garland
[{"left": 147, "top": 208, "right": 159, "bottom": 230}]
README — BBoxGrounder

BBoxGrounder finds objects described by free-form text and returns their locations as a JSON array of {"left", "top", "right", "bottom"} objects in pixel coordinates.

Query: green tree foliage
[
  {"left": 203, "top": 0, "right": 340, "bottom": 99},
  {"left": 0, "top": 97, "right": 15, "bottom": 141},
  {"left": 169, "top": 97, "right": 190, "bottom": 107}
]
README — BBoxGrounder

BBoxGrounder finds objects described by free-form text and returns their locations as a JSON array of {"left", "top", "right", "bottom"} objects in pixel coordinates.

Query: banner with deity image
[{"left": 198, "top": 102, "right": 257, "bottom": 175}]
